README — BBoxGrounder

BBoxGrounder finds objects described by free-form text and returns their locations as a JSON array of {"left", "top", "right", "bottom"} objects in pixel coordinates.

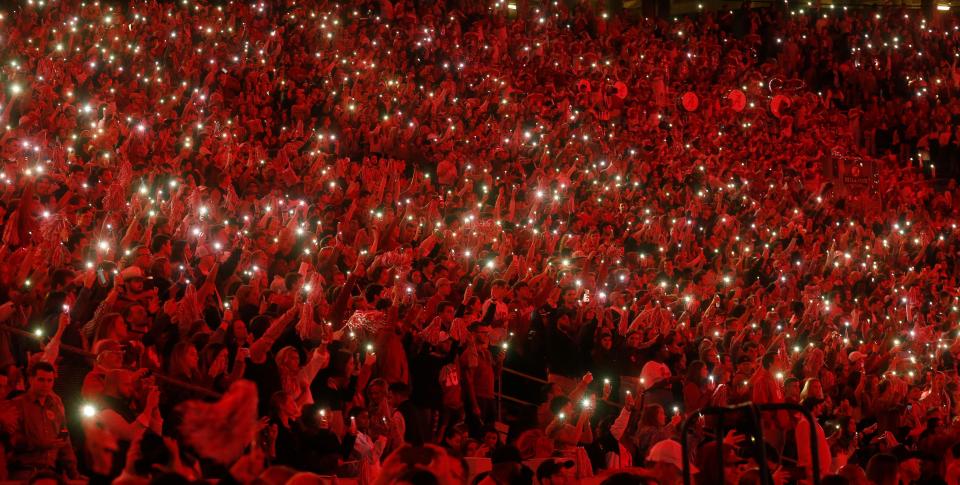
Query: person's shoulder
[{"left": 8, "top": 393, "right": 29, "bottom": 406}]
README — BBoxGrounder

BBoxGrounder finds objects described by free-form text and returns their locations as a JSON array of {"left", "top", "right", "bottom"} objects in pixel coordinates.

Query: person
[
  {"left": 373, "top": 445, "right": 467, "bottom": 485},
  {"left": 343, "top": 406, "right": 386, "bottom": 481},
  {"left": 82, "top": 369, "right": 162, "bottom": 481},
  {"left": 795, "top": 397, "right": 832, "bottom": 482},
  {"left": 389, "top": 382, "right": 426, "bottom": 446},
  {"left": 442, "top": 423, "right": 468, "bottom": 457},
  {"left": 536, "top": 458, "right": 575, "bottom": 485},
  {"left": 462, "top": 322, "right": 498, "bottom": 433},
  {"left": 25, "top": 469, "right": 68, "bottom": 485},
  {"left": 633, "top": 404, "right": 680, "bottom": 464},
  {"left": 1, "top": 362, "right": 79, "bottom": 480},
  {"left": 865, "top": 453, "right": 899, "bottom": 485},
  {"left": 476, "top": 445, "right": 526, "bottom": 485},
  {"left": 81, "top": 340, "right": 126, "bottom": 400},
  {"left": 645, "top": 439, "right": 689, "bottom": 485},
  {"left": 4, "top": 0, "right": 960, "bottom": 482},
  {"left": 683, "top": 360, "right": 712, "bottom": 414}
]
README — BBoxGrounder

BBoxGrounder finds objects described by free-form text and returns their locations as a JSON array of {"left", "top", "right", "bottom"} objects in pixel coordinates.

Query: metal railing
[
  {"left": 679, "top": 402, "right": 822, "bottom": 485},
  {"left": 0, "top": 323, "right": 221, "bottom": 399},
  {"left": 496, "top": 366, "right": 623, "bottom": 424}
]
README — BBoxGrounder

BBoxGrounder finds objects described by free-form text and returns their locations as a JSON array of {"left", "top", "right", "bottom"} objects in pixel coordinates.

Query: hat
[
  {"left": 647, "top": 439, "right": 695, "bottom": 472},
  {"left": 640, "top": 361, "right": 671, "bottom": 387},
  {"left": 490, "top": 445, "right": 522, "bottom": 465},
  {"left": 536, "top": 459, "right": 574, "bottom": 481},
  {"left": 848, "top": 351, "right": 866, "bottom": 363},
  {"left": 119, "top": 266, "right": 145, "bottom": 281}
]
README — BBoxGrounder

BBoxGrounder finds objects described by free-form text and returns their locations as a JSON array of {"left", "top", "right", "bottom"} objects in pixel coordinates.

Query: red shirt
[{"left": 462, "top": 344, "right": 495, "bottom": 400}]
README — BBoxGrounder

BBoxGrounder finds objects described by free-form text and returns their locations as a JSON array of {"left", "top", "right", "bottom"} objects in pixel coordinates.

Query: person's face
[
  {"left": 627, "top": 333, "right": 640, "bottom": 347},
  {"left": 232, "top": 320, "right": 248, "bottom": 342},
  {"left": 126, "top": 279, "right": 144, "bottom": 293},
  {"left": 465, "top": 440, "right": 480, "bottom": 457},
  {"left": 36, "top": 177, "right": 53, "bottom": 195},
  {"left": 562, "top": 289, "right": 578, "bottom": 305},
  {"left": 355, "top": 410, "right": 370, "bottom": 431},
  {"left": 29, "top": 370, "right": 55, "bottom": 397},
  {"left": 368, "top": 383, "right": 386, "bottom": 404},
  {"left": 441, "top": 305, "right": 456, "bottom": 322},
  {"left": 600, "top": 335, "right": 613, "bottom": 350},
  {"left": 447, "top": 431, "right": 465, "bottom": 450},
  {"left": 700, "top": 366, "right": 709, "bottom": 380},
  {"left": 280, "top": 350, "right": 300, "bottom": 371},
  {"left": 483, "top": 431, "right": 498, "bottom": 449}
]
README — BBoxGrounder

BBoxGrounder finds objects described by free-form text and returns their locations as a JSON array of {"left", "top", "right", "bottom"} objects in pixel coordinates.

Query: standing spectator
[{"left": 1, "top": 362, "right": 78, "bottom": 480}]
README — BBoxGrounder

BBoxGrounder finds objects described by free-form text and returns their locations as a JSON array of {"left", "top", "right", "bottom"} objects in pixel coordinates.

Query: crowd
[{"left": 0, "top": 0, "right": 959, "bottom": 483}]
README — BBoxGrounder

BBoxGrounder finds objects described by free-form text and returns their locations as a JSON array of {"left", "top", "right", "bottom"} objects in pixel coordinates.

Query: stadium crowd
[{"left": 1, "top": 0, "right": 960, "bottom": 484}]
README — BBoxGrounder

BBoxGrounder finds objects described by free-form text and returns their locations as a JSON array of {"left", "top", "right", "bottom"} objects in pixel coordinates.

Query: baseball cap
[
  {"left": 536, "top": 459, "right": 574, "bottom": 482},
  {"left": 119, "top": 266, "right": 145, "bottom": 281},
  {"left": 640, "top": 361, "right": 671, "bottom": 387},
  {"left": 647, "top": 439, "right": 697, "bottom": 472}
]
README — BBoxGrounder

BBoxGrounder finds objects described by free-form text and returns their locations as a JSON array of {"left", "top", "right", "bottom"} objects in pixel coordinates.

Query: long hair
[
  {"left": 685, "top": 360, "right": 708, "bottom": 388},
  {"left": 275, "top": 346, "right": 302, "bottom": 374},
  {"left": 168, "top": 341, "right": 199, "bottom": 380},
  {"left": 640, "top": 404, "right": 664, "bottom": 427}
]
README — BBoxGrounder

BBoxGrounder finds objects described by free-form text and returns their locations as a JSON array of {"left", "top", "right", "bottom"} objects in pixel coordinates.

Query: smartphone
[{"left": 97, "top": 268, "right": 107, "bottom": 286}]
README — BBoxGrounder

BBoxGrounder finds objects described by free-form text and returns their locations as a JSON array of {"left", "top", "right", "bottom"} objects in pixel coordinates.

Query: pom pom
[{"left": 177, "top": 380, "right": 259, "bottom": 465}]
